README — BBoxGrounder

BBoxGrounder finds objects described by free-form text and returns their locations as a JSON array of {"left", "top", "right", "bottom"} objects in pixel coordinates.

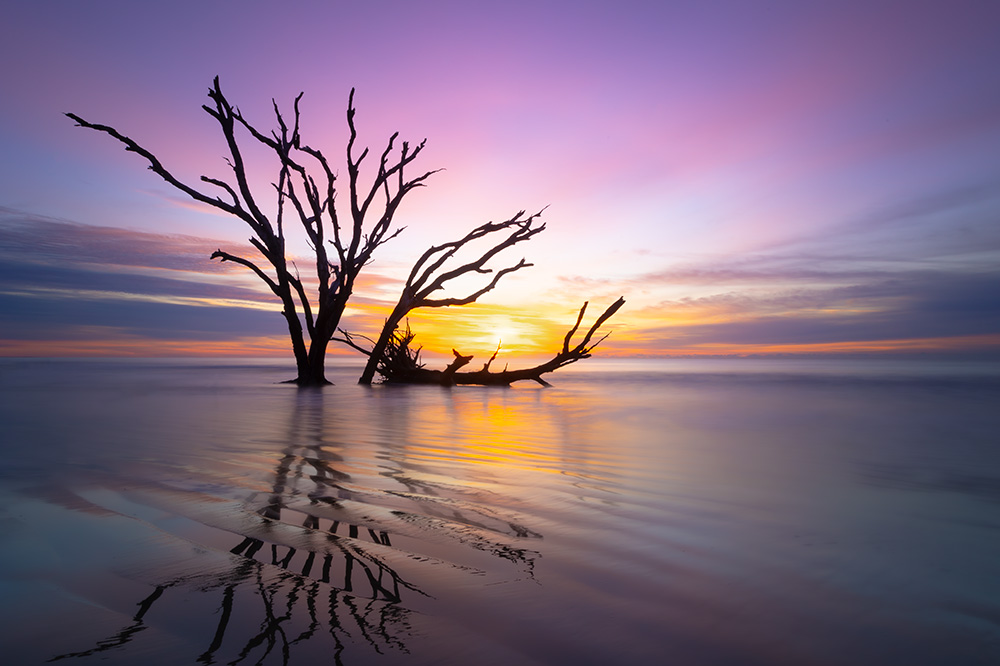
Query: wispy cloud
[
  {"left": 563, "top": 180, "right": 1000, "bottom": 357},
  {"left": 0, "top": 210, "right": 362, "bottom": 354},
  {"left": 0, "top": 207, "right": 252, "bottom": 272}
]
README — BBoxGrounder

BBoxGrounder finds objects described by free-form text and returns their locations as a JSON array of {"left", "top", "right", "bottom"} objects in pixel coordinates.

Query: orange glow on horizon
[
  {"left": 3, "top": 332, "right": 997, "bottom": 360},
  {"left": 3, "top": 295, "right": 998, "bottom": 362},
  {"left": 602, "top": 333, "right": 1000, "bottom": 357}
]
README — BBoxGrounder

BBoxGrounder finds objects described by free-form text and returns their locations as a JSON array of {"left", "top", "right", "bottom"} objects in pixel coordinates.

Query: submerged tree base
[
  {"left": 338, "top": 297, "right": 625, "bottom": 386},
  {"left": 282, "top": 377, "right": 333, "bottom": 387},
  {"left": 374, "top": 362, "right": 558, "bottom": 387}
]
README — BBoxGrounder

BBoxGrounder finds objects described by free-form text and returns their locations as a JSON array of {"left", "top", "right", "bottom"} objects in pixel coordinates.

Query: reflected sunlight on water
[{"left": 1, "top": 358, "right": 999, "bottom": 665}]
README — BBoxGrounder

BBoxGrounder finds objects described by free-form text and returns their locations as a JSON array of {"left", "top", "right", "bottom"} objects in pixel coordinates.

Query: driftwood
[
  {"left": 338, "top": 297, "right": 625, "bottom": 386},
  {"left": 353, "top": 210, "right": 545, "bottom": 384}
]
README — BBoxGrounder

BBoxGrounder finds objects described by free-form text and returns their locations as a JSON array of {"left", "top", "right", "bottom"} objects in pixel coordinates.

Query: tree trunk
[
  {"left": 296, "top": 355, "right": 330, "bottom": 386},
  {"left": 295, "top": 311, "right": 340, "bottom": 386},
  {"left": 357, "top": 303, "right": 408, "bottom": 385}
]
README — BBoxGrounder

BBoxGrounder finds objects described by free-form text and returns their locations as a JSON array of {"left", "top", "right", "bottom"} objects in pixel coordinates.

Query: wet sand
[{"left": 1, "top": 358, "right": 999, "bottom": 664}]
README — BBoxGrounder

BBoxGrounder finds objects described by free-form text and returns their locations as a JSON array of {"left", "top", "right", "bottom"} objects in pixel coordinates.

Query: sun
[
  {"left": 475, "top": 316, "right": 523, "bottom": 350},
  {"left": 403, "top": 306, "right": 561, "bottom": 359}
]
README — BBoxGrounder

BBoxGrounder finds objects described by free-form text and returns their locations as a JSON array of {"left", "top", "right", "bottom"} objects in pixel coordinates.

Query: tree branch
[
  {"left": 210, "top": 250, "right": 278, "bottom": 293},
  {"left": 65, "top": 112, "right": 263, "bottom": 232},
  {"left": 407, "top": 211, "right": 545, "bottom": 301},
  {"left": 286, "top": 271, "right": 315, "bottom": 338},
  {"left": 418, "top": 259, "right": 533, "bottom": 308},
  {"left": 203, "top": 77, "right": 272, "bottom": 233}
]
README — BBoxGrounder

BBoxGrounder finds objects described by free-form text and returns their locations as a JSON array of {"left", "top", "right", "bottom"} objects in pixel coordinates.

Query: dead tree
[
  {"left": 67, "top": 77, "right": 436, "bottom": 385},
  {"left": 345, "top": 210, "right": 546, "bottom": 385},
  {"left": 340, "top": 297, "right": 625, "bottom": 386}
]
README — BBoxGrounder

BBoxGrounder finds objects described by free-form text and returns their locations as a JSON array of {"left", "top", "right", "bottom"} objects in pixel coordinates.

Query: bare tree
[{"left": 67, "top": 77, "right": 436, "bottom": 385}]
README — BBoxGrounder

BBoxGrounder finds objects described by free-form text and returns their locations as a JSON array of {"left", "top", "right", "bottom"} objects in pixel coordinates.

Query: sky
[{"left": 2, "top": 0, "right": 999, "bottom": 361}]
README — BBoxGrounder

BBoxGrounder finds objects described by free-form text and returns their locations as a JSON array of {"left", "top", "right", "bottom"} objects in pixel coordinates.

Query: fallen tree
[
  {"left": 351, "top": 210, "right": 545, "bottom": 385},
  {"left": 337, "top": 297, "right": 625, "bottom": 386}
]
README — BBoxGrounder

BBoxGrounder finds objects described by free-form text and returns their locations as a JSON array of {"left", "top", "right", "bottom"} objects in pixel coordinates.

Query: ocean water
[{"left": 1, "top": 357, "right": 998, "bottom": 665}]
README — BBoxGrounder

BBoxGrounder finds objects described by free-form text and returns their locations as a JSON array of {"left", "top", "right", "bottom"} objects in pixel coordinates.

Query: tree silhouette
[
  {"left": 68, "top": 77, "right": 436, "bottom": 386},
  {"left": 68, "top": 78, "right": 622, "bottom": 385}
]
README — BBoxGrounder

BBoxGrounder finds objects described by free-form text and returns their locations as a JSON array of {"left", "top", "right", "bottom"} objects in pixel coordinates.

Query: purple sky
[{"left": 2, "top": 1, "right": 999, "bottom": 358}]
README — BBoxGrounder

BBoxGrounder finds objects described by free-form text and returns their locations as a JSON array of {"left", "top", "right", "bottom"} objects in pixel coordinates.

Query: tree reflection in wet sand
[{"left": 48, "top": 389, "right": 540, "bottom": 665}]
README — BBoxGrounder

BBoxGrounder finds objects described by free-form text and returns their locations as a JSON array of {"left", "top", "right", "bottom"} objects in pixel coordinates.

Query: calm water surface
[{"left": 1, "top": 358, "right": 999, "bottom": 665}]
